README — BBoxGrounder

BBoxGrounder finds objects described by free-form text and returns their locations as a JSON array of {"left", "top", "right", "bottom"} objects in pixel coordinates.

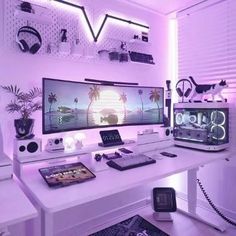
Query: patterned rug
[{"left": 89, "top": 214, "right": 169, "bottom": 236}]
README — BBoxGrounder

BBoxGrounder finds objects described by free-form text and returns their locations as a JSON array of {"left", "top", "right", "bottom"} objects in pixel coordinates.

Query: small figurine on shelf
[
  {"left": 176, "top": 76, "right": 228, "bottom": 103},
  {"left": 60, "top": 29, "right": 67, "bottom": 42},
  {"left": 119, "top": 42, "right": 128, "bottom": 62},
  {"left": 189, "top": 76, "right": 228, "bottom": 102},
  {"left": 58, "top": 29, "right": 71, "bottom": 55}
]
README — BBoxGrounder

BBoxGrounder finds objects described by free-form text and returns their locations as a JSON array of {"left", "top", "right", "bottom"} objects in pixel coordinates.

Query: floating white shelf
[
  {"left": 14, "top": 9, "right": 52, "bottom": 25},
  {"left": 129, "top": 38, "right": 150, "bottom": 45},
  {"left": 130, "top": 61, "right": 155, "bottom": 65},
  {"left": 108, "top": 37, "right": 150, "bottom": 45},
  {"left": 15, "top": 139, "right": 136, "bottom": 164}
]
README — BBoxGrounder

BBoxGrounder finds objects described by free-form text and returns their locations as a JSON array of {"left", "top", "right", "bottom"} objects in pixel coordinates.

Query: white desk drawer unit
[
  {"left": 0, "top": 165, "right": 12, "bottom": 180},
  {"left": 0, "top": 154, "right": 13, "bottom": 181},
  {"left": 0, "top": 180, "right": 37, "bottom": 235}
]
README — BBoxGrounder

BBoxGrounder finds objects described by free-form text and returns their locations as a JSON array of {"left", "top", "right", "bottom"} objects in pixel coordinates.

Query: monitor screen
[{"left": 43, "top": 78, "right": 164, "bottom": 134}]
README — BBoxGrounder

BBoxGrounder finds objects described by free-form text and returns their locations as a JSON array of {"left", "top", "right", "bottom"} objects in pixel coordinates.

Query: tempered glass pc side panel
[{"left": 173, "top": 108, "right": 229, "bottom": 145}]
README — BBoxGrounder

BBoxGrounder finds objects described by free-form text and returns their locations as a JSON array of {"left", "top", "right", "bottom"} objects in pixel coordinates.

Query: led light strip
[
  {"left": 211, "top": 126, "right": 225, "bottom": 140},
  {"left": 210, "top": 111, "right": 225, "bottom": 126},
  {"left": 210, "top": 111, "right": 226, "bottom": 140},
  {"left": 53, "top": 0, "right": 150, "bottom": 42}
]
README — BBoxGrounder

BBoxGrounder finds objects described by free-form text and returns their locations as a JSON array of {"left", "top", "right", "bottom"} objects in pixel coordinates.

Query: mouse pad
[{"left": 89, "top": 214, "right": 169, "bottom": 236}]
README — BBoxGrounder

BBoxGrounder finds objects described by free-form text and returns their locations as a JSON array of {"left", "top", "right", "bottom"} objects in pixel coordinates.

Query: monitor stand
[{"left": 98, "top": 141, "right": 124, "bottom": 147}]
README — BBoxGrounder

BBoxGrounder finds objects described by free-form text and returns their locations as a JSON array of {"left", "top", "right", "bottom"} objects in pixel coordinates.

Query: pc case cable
[{"left": 197, "top": 178, "right": 236, "bottom": 227}]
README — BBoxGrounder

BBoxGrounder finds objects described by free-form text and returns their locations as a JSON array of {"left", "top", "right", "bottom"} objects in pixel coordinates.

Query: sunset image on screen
[{"left": 43, "top": 78, "right": 164, "bottom": 133}]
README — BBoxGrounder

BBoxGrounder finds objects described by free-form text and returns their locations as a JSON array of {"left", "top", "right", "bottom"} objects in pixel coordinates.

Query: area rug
[{"left": 89, "top": 214, "right": 169, "bottom": 236}]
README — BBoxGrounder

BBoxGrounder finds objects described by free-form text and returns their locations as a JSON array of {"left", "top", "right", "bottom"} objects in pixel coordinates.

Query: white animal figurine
[{"left": 189, "top": 76, "right": 228, "bottom": 102}]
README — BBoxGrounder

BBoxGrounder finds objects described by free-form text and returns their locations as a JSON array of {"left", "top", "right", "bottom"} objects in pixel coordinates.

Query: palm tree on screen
[
  {"left": 138, "top": 89, "right": 144, "bottom": 119},
  {"left": 74, "top": 97, "right": 78, "bottom": 110},
  {"left": 149, "top": 89, "right": 160, "bottom": 121},
  {"left": 48, "top": 92, "right": 57, "bottom": 113},
  {"left": 87, "top": 85, "right": 100, "bottom": 126},
  {"left": 119, "top": 92, "right": 127, "bottom": 117}
]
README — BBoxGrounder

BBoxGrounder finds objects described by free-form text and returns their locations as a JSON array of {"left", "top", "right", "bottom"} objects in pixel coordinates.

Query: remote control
[{"left": 160, "top": 152, "right": 177, "bottom": 158}]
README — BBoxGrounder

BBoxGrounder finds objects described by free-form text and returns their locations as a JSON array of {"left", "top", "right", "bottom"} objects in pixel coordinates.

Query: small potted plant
[{"left": 1, "top": 85, "right": 42, "bottom": 139}]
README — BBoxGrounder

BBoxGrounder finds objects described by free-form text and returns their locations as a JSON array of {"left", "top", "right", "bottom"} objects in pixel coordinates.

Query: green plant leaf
[
  {"left": 1, "top": 85, "right": 22, "bottom": 96},
  {"left": 2, "top": 85, "right": 42, "bottom": 119},
  {"left": 5, "top": 101, "right": 21, "bottom": 113},
  {"left": 28, "top": 87, "right": 42, "bottom": 99}
]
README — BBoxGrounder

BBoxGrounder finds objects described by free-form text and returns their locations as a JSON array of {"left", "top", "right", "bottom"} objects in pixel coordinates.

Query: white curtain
[{"left": 177, "top": 0, "right": 236, "bottom": 98}]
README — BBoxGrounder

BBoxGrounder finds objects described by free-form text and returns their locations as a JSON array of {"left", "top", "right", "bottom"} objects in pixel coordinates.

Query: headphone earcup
[
  {"left": 184, "top": 88, "right": 192, "bottom": 97},
  {"left": 18, "top": 39, "right": 29, "bottom": 52},
  {"left": 30, "top": 43, "right": 41, "bottom": 54},
  {"left": 176, "top": 87, "right": 183, "bottom": 97}
]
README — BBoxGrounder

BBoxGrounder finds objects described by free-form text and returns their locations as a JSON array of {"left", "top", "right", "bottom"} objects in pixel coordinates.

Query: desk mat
[{"left": 89, "top": 214, "right": 169, "bottom": 236}]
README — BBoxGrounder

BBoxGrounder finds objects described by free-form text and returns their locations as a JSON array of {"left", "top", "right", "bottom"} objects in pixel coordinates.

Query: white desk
[
  {"left": 20, "top": 146, "right": 230, "bottom": 236},
  {"left": 0, "top": 179, "right": 37, "bottom": 235}
]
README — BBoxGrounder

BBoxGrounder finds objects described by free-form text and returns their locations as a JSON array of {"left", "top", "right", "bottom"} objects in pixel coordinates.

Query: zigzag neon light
[{"left": 53, "top": 0, "right": 150, "bottom": 42}]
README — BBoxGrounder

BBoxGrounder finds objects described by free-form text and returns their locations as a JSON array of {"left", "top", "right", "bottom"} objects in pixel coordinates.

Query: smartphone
[{"left": 160, "top": 152, "right": 177, "bottom": 158}]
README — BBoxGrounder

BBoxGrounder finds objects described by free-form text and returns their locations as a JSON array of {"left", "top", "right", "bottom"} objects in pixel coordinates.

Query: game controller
[{"left": 94, "top": 152, "right": 122, "bottom": 161}]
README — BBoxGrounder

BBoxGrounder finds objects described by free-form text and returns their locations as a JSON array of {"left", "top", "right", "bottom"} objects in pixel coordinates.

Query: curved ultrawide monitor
[{"left": 43, "top": 78, "right": 164, "bottom": 134}]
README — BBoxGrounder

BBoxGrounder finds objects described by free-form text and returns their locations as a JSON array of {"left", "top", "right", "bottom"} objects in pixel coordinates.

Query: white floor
[{"left": 87, "top": 205, "right": 236, "bottom": 236}]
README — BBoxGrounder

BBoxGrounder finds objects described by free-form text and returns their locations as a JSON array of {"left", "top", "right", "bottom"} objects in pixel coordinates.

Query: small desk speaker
[
  {"left": 14, "top": 138, "right": 42, "bottom": 158},
  {"left": 152, "top": 187, "right": 177, "bottom": 222}
]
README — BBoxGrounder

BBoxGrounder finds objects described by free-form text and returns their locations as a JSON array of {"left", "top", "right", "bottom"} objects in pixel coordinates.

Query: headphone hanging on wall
[
  {"left": 175, "top": 78, "right": 193, "bottom": 102},
  {"left": 16, "top": 26, "right": 42, "bottom": 54}
]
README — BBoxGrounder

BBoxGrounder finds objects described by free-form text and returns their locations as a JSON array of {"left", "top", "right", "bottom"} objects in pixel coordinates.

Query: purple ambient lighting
[{"left": 52, "top": 0, "right": 149, "bottom": 42}]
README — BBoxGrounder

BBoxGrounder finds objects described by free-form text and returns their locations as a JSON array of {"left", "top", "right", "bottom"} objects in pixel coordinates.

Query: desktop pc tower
[{"left": 173, "top": 103, "right": 229, "bottom": 151}]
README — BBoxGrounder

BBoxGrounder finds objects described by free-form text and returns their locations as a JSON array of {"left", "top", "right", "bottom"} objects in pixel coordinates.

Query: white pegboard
[{"left": 4, "top": 0, "right": 151, "bottom": 63}]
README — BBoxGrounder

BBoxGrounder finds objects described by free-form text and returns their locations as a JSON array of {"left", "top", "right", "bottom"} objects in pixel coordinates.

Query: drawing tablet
[{"left": 39, "top": 162, "right": 96, "bottom": 188}]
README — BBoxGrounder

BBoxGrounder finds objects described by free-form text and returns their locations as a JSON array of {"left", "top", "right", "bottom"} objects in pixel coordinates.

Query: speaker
[
  {"left": 165, "top": 127, "right": 173, "bottom": 137},
  {"left": 14, "top": 138, "right": 42, "bottom": 158}
]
